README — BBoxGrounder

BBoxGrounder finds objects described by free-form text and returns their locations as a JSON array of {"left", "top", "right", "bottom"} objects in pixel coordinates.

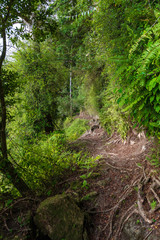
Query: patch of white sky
[
  {"left": 0, "top": 1, "right": 51, "bottom": 59},
  {"left": 0, "top": 0, "right": 96, "bottom": 60},
  {"left": 0, "top": 21, "right": 31, "bottom": 60}
]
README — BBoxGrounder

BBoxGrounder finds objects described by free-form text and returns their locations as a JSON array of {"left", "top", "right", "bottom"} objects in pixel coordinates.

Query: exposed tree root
[
  {"left": 100, "top": 170, "right": 160, "bottom": 240},
  {"left": 100, "top": 157, "right": 132, "bottom": 172},
  {"left": 3, "top": 217, "right": 10, "bottom": 232},
  {"left": 143, "top": 229, "right": 154, "bottom": 240},
  {"left": 87, "top": 162, "right": 160, "bottom": 239},
  {"left": 106, "top": 137, "right": 122, "bottom": 145},
  {"left": 105, "top": 176, "right": 141, "bottom": 239},
  {"left": 137, "top": 189, "right": 152, "bottom": 224},
  {"left": 69, "top": 126, "right": 158, "bottom": 239},
  {"left": 151, "top": 187, "right": 160, "bottom": 205},
  {"left": 115, "top": 205, "right": 137, "bottom": 239}
]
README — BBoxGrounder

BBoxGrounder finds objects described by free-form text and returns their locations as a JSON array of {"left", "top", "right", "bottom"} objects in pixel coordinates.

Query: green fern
[
  {"left": 138, "top": 42, "right": 160, "bottom": 74},
  {"left": 100, "top": 80, "right": 129, "bottom": 138},
  {"left": 129, "top": 17, "right": 160, "bottom": 56}
]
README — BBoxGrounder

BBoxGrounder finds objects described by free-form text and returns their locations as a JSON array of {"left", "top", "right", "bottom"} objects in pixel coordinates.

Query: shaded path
[{"left": 71, "top": 119, "right": 160, "bottom": 240}]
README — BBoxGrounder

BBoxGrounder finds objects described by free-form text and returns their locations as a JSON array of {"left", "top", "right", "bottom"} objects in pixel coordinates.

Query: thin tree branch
[{"left": 4, "top": 0, "right": 15, "bottom": 23}]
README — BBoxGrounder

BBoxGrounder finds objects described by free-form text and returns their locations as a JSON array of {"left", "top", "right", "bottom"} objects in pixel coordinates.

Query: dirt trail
[
  {"left": 79, "top": 127, "right": 148, "bottom": 166},
  {"left": 72, "top": 116, "right": 160, "bottom": 240}
]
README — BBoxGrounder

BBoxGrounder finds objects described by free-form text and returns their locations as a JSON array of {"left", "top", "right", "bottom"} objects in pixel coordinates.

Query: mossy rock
[{"left": 34, "top": 194, "right": 87, "bottom": 240}]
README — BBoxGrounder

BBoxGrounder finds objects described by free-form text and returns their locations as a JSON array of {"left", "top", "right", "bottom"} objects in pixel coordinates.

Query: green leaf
[
  {"left": 147, "top": 78, "right": 157, "bottom": 91},
  {"left": 156, "top": 94, "right": 160, "bottom": 101},
  {"left": 155, "top": 105, "right": 160, "bottom": 113},
  {"left": 150, "top": 96, "right": 155, "bottom": 103},
  {"left": 47, "top": 190, "right": 52, "bottom": 196},
  {"left": 6, "top": 199, "right": 13, "bottom": 207},
  {"left": 139, "top": 102, "right": 145, "bottom": 110},
  {"left": 118, "top": 88, "right": 123, "bottom": 93},
  {"left": 140, "top": 79, "right": 145, "bottom": 87}
]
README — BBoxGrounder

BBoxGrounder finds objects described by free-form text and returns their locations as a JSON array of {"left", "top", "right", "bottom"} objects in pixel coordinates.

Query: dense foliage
[
  {"left": 1, "top": 0, "right": 160, "bottom": 197},
  {"left": 92, "top": 0, "right": 160, "bottom": 135}
]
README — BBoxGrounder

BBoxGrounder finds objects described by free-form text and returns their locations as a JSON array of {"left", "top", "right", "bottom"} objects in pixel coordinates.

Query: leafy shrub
[
  {"left": 63, "top": 117, "right": 73, "bottom": 129},
  {"left": 118, "top": 18, "right": 160, "bottom": 136},
  {"left": 151, "top": 200, "right": 157, "bottom": 210},
  {"left": 2, "top": 131, "right": 96, "bottom": 195},
  {"left": 146, "top": 147, "right": 160, "bottom": 168},
  {"left": 100, "top": 82, "right": 129, "bottom": 138},
  {"left": 64, "top": 118, "right": 90, "bottom": 141}
]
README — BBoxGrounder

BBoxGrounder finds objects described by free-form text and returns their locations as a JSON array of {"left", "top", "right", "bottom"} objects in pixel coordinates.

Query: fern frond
[
  {"left": 129, "top": 16, "right": 160, "bottom": 56},
  {"left": 138, "top": 41, "right": 160, "bottom": 73},
  {"left": 129, "top": 31, "right": 151, "bottom": 56}
]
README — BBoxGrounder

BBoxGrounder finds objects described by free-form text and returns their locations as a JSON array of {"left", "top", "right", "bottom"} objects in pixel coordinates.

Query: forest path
[
  {"left": 78, "top": 126, "right": 148, "bottom": 169},
  {"left": 71, "top": 115, "right": 160, "bottom": 240}
]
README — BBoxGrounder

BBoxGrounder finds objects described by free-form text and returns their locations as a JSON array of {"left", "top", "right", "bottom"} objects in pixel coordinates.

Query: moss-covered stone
[{"left": 34, "top": 194, "right": 87, "bottom": 240}]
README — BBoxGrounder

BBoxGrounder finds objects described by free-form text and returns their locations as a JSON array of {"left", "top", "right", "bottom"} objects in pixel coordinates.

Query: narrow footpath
[{"left": 71, "top": 115, "right": 160, "bottom": 240}]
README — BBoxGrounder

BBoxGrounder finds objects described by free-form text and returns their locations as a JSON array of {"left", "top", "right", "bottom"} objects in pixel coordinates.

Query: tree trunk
[{"left": 0, "top": 25, "right": 32, "bottom": 196}]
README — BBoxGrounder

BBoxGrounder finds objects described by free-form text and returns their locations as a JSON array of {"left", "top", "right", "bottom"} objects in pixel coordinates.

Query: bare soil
[{"left": 70, "top": 116, "right": 160, "bottom": 240}]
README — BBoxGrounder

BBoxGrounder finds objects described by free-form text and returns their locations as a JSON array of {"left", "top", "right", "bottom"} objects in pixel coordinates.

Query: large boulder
[{"left": 34, "top": 194, "right": 88, "bottom": 240}]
